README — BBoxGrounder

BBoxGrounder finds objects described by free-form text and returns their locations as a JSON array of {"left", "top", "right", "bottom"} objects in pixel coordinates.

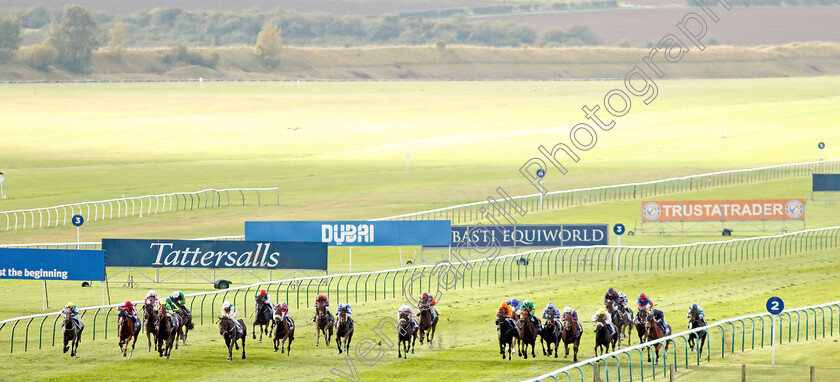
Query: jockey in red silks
[
  {"left": 637, "top": 293, "right": 653, "bottom": 312},
  {"left": 256, "top": 289, "right": 274, "bottom": 313},
  {"left": 118, "top": 301, "right": 140, "bottom": 330},
  {"left": 313, "top": 294, "right": 333, "bottom": 324},
  {"left": 420, "top": 292, "right": 438, "bottom": 321}
]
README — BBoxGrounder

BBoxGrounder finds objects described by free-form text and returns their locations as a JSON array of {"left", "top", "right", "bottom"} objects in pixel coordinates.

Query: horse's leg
[
  {"left": 411, "top": 332, "right": 416, "bottom": 354},
  {"left": 316, "top": 325, "right": 321, "bottom": 346},
  {"left": 242, "top": 335, "right": 247, "bottom": 359},
  {"left": 287, "top": 333, "right": 293, "bottom": 356},
  {"left": 647, "top": 344, "right": 652, "bottom": 362},
  {"left": 574, "top": 338, "right": 580, "bottom": 362},
  {"left": 130, "top": 332, "right": 138, "bottom": 358},
  {"left": 540, "top": 335, "right": 547, "bottom": 356}
]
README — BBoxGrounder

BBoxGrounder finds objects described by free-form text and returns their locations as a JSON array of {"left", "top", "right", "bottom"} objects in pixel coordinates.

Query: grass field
[
  {"left": 1, "top": 78, "right": 840, "bottom": 380},
  {"left": 1, "top": 243, "right": 838, "bottom": 381}
]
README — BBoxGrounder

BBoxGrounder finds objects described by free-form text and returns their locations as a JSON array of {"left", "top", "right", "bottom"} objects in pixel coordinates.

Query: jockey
[
  {"left": 604, "top": 287, "right": 619, "bottom": 307},
  {"left": 617, "top": 291, "right": 629, "bottom": 308},
  {"left": 398, "top": 304, "right": 419, "bottom": 330},
  {"left": 144, "top": 290, "right": 160, "bottom": 309},
  {"left": 687, "top": 303, "right": 707, "bottom": 326},
  {"left": 506, "top": 298, "right": 522, "bottom": 314},
  {"left": 313, "top": 294, "right": 334, "bottom": 325},
  {"left": 221, "top": 301, "right": 244, "bottom": 335},
  {"left": 561, "top": 306, "right": 582, "bottom": 335},
  {"left": 334, "top": 303, "right": 354, "bottom": 331},
  {"left": 420, "top": 292, "right": 438, "bottom": 322},
  {"left": 591, "top": 307, "right": 617, "bottom": 338},
  {"left": 652, "top": 308, "right": 670, "bottom": 335},
  {"left": 521, "top": 299, "right": 542, "bottom": 333},
  {"left": 276, "top": 302, "right": 295, "bottom": 330},
  {"left": 61, "top": 302, "right": 84, "bottom": 329},
  {"left": 256, "top": 289, "right": 274, "bottom": 313},
  {"left": 163, "top": 297, "right": 180, "bottom": 313},
  {"left": 499, "top": 302, "right": 515, "bottom": 320},
  {"left": 171, "top": 291, "right": 187, "bottom": 310},
  {"left": 637, "top": 293, "right": 653, "bottom": 312},
  {"left": 542, "top": 302, "right": 562, "bottom": 321},
  {"left": 118, "top": 301, "right": 140, "bottom": 330}
]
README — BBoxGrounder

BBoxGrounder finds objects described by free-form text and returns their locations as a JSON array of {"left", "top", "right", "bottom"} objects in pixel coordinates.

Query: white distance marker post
[
  {"left": 0, "top": 171, "right": 6, "bottom": 199},
  {"left": 72, "top": 215, "right": 84, "bottom": 249},
  {"left": 818, "top": 142, "right": 825, "bottom": 161},
  {"left": 613, "top": 223, "right": 625, "bottom": 270},
  {"left": 723, "top": 121, "right": 728, "bottom": 138},
  {"left": 766, "top": 296, "right": 784, "bottom": 366}
]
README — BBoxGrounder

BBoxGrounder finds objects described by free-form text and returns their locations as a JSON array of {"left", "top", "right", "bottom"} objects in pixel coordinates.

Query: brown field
[
  {"left": 483, "top": 6, "right": 840, "bottom": 46},
  {"left": 0, "top": 0, "right": 501, "bottom": 15}
]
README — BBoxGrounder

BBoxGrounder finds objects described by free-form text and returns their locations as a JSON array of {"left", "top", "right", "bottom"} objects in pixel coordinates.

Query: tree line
[{"left": 1, "top": 5, "right": 603, "bottom": 72}]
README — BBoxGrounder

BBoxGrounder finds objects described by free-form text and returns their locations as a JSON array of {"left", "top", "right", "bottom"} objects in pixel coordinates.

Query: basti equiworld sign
[
  {"left": 445, "top": 224, "right": 609, "bottom": 247},
  {"left": 102, "top": 239, "right": 328, "bottom": 270},
  {"left": 244, "top": 221, "right": 451, "bottom": 247},
  {"left": 641, "top": 199, "right": 805, "bottom": 222},
  {"left": 0, "top": 248, "right": 105, "bottom": 281}
]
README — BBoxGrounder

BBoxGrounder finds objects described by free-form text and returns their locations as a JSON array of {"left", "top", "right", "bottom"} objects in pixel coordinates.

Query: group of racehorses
[
  {"left": 495, "top": 300, "right": 707, "bottom": 364},
  {"left": 61, "top": 293, "right": 442, "bottom": 361}
]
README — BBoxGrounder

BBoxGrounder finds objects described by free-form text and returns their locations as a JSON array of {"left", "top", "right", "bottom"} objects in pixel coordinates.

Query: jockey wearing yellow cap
[{"left": 591, "top": 307, "right": 616, "bottom": 337}]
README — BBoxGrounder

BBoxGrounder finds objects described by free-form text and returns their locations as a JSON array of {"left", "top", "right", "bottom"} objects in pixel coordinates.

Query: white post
[
  {"left": 771, "top": 314, "right": 776, "bottom": 366},
  {"left": 199, "top": 77, "right": 203, "bottom": 89},
  {"left": 723, "top": 121, "right": 728, "bottom": 138},
  {"left": 539, "top": 178, "right": 544, "bottom": 207},
  {"left": 616, "top": 236, "right": 621, "bottom": 271},
  {"left": 76, "top": 226, "right": 80, "bottom": 250},
  {"left": 297, "top": 80, "right": 301, "bottom": 91},
  {"left": 349, "top": 247, "right": 353, "bottom": 273}
]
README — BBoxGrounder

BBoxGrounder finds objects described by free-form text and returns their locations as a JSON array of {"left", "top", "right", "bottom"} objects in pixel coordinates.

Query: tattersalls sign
[{"left": 102, "top": 239, "right": 328, "bottom": 270}]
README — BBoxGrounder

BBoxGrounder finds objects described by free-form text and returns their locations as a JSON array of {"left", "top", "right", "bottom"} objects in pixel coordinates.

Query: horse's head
[
  {"left": 638, "top": 308, "right": 648, "bottom": 321},
  {"left": 644, "top": 314, "right": 656, "bottom": 330},
  {"left": 218, "top": 316, "right": 230, "bottom": 335},
  {"left": 606, "top": 301, "right": 614, "bottom": 312},
  {"left": 690, "top": 306, "right": 700, "bottom": 321},
  {"left": 519, "top": 309, "right": 529, "bottom": 321},
  {"left": 338, "top": 310, "right": 347, "bottom": 323}
]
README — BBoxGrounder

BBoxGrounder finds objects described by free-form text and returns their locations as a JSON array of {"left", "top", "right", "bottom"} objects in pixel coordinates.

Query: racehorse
[
  {"left": 418, "top": 298, "right": 438, "bottom": 347},
  {"left": 143, "top": 303, "right": 158, "bottom": 352},
  {"left": 634, "top": 308, "right": 649, "bottom": 345},
  {"left": 314, "top": 302, "right": 333, "bottom": 346},
  {"left": 272, "top": 306, "right": 295, "bottom": 355},
  {"left": 219, "top": 315, "right": 247, "bottom": 360},
  {"left": 398, "top": 311, "right": 417, "bottom": 358},
  {"left": 618, "top": 300, "right": 634, "bottom": 345},
  {"left": 517, "top": 309, "right": 538, "bottom": 359},
  {"left": 253, "top": 299, "right": 273, "bottom": 341},
  {"left": 156, "top": 304, "right": 181, "bottom": 359},
  {"left": 593, "top": 321, "right": 616, "bottom": 356},
  {"left": 687, "top": 305, "right": 707, "bottom": 355},
  {"left": 561, "top": 313, "right": 582, "bottom": 362},
  {"left": 607, "top": 300, "right": 626, "bottom": 345},
  {"left": 645, "top": 314, "right": 672, "bottom": 363},
  {"left": 118, "top": 310, "right": 139, "bottom": 358},
  {"left": 495, "top": 309, "right": 519, "bottom": 360},
  {"left": 62, "top": 308, "right": 83, "bottom": 357},
  {"left": 594, "top": 312, "right": 618, "bottom": 356},
  {"left": 539, "top": 313, "right": 560, "bottom": 358},
  {"left": 176, "top": 305, "right": 193, "bottom": 347},
  {"left": 335, "top": 308, "right": 354, "bottom": 354}
]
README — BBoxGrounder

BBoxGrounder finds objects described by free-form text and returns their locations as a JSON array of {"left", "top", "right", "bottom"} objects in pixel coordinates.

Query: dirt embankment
[{"left": 2, "top": 43, "right": 840, "bottom": 81}]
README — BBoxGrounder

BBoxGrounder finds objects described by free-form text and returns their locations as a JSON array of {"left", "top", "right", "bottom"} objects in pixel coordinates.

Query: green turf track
[{"left": 1, "top": 245, "right": 838, "bottom": 381}]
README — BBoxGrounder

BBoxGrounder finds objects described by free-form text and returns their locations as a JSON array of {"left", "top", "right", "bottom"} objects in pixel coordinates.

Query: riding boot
[{"left": 431, "top": 307, "right": 438, "bottom": 322}]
